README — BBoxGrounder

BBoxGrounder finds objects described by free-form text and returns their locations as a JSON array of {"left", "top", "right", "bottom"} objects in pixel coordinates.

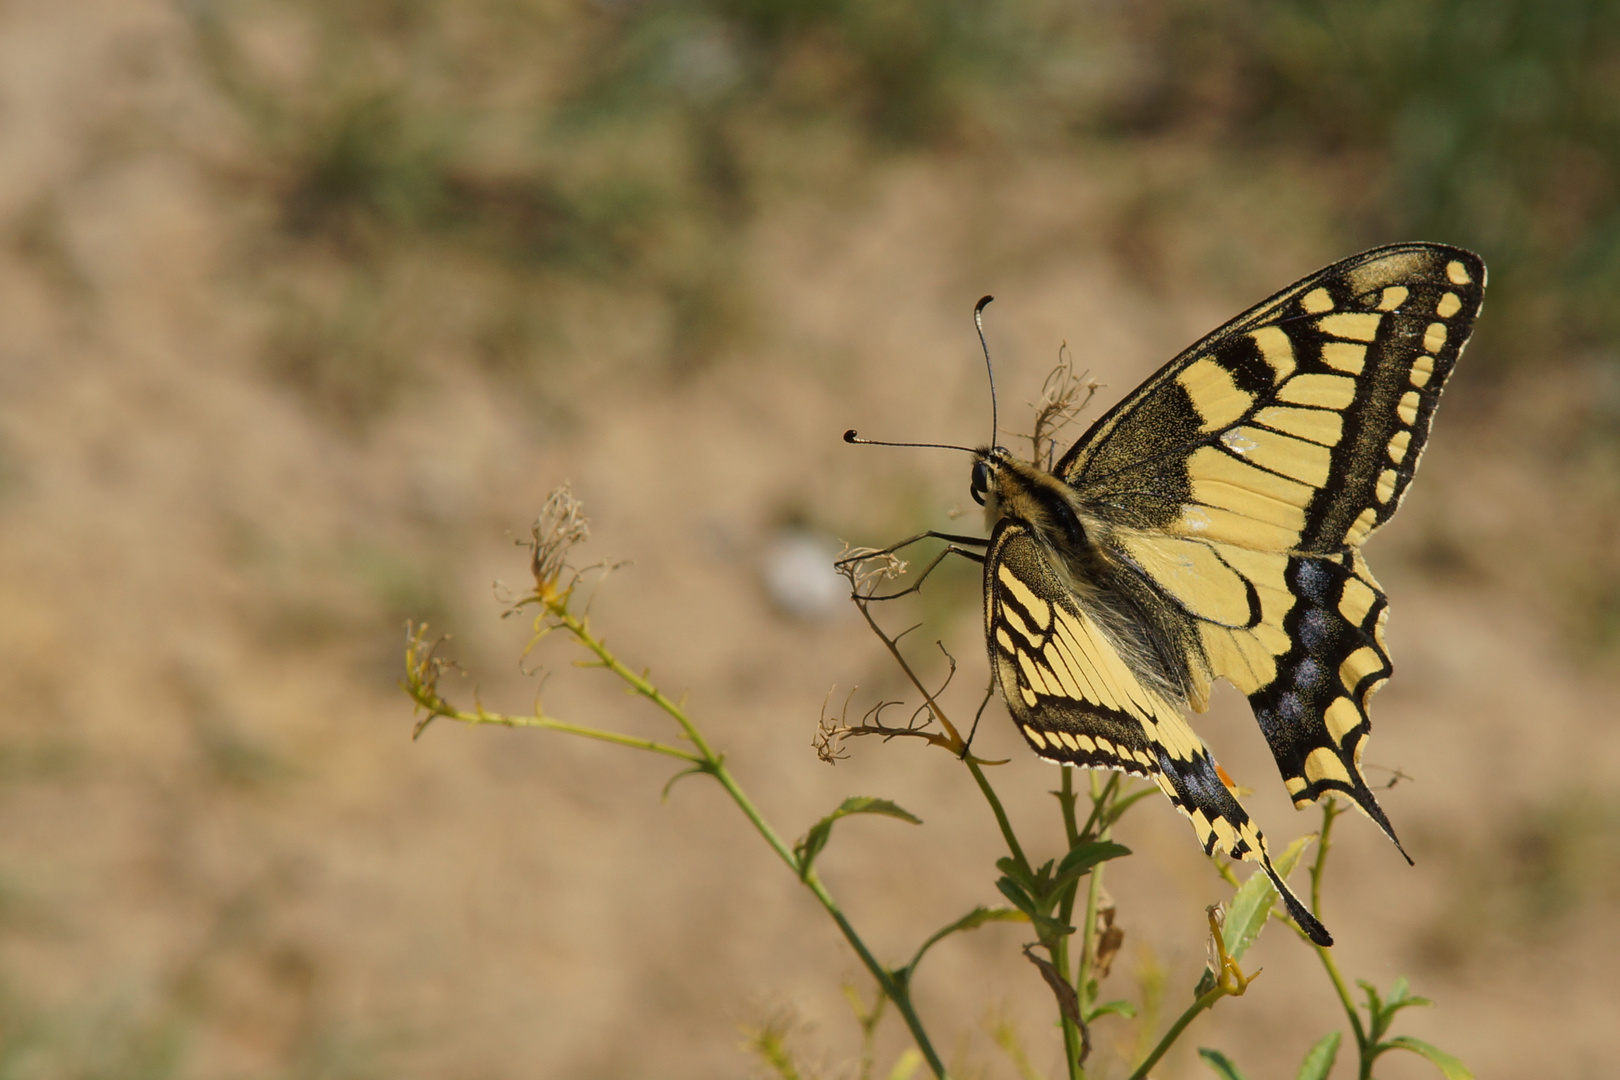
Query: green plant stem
[
  {"left": 1075, "top": 771, "right": 1108, "bottom": 1006},
  {"left": 560, "top": 601, "right": 958, "bottom": 1077},
  {"left": 1127, "top": 986, "right": 1226, "bottom": 1080},
  {"left": 445, "top": 710, "right": 705, "bottom": 761},
  {"left": 965, "top": 757, "right": 1030, "bottom": 874},
  {"left": 1054, "top": 766, "right": 1087, "bottom": 1078},
  {"left": 1058, "top": 765, "right": 1082, "bottom": 848},
  {"left": 1075, "top": 772, "right": 1122, "bottom": 840},
  {"left": 1052, "top": 770, "right": 1117, "bottom": 1080},
  {"left": 967, "top": 751, "right": 1079, "bottom": 1074},
  {"left": 801, "top": 870, "right": 946, "bottom": 1078},
  {"left": 1049, "top": 912, "right": 1085, "bottom": 1080},
  {"left": 1307, "top": 800, "right": 1368, "bottom": 1063}
]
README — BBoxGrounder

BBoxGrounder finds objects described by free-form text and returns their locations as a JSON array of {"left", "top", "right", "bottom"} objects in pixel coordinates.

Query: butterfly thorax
[
  {"left": 973, "top": 447, "right": 1197, "bottom": 707},
  {"left": 972, "top": 448, "right": 1094, "bottom": 566}
]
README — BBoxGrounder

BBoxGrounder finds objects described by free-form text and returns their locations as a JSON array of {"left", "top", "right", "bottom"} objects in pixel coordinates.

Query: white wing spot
[{"left": 1221, "top": 429, "right": 1258, "bottom": 455}]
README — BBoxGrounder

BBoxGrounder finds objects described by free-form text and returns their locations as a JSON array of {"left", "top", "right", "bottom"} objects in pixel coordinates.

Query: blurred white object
[{"left": 762, "top": 529, "right": 846, "bottom": 620}]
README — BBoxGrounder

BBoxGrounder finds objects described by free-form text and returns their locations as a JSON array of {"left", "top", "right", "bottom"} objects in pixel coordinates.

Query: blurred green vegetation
[
  {"left": 1113, "top": 0, "right": 1620, "bottom": 371},
  {"left": 188, "top": 0, "right": 1620, "bottom": 420},
  {"left": 187, "top": 0, "right": 1081, "bottom": 422}
]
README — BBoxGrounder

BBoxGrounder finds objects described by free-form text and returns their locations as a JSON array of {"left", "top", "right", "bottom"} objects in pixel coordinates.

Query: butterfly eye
[{"left": 970, "top": 460, "right": 990, "bottom": 506}]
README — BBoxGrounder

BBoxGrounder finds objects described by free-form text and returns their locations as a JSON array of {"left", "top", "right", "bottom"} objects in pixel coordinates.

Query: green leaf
[
  {"left": 794, "top": 797, "right": 921, "bottom": 879},
  {"left": 1197, "top": 1047, "right": 1251, "bottom": 1080},
  {"left": 1357, "top": 979, "right": 1385, "bottom": 1023},
  {"left": 1379, "top": 975, "right": 1432, "bottom": 1019},
  {"left": 1086, "top": 998, "right": 1137, "bottom": 1022},
  {"left": 907, "top": 906, "right": 1026, "bottom": 976},
  {"left": 1270, "top": 831, "right": 1314, "bottom": 878},
  {"left": 1055, "top": 840, "right": 1132, "bottom": 882},
  {"left": 1030, "top": 912, "right": 1075, "bottom": 940},
  {"left": 997, "top": 877, "right": 1071, "bottom": 940},
  {"left": 938, "top": 905, "right": 1026, "bottom": 935},
  {"left": 1295, "top": 1032, "right": 1341, "bottom": 1080},
  {"left": 1223, "top": 833, "right": 1316, "bottom": 965},
  {"left": 1033, "top": 858, "right": 1056, "bottom": 887},
  {"left": 1100, "top": 785, "right": 1159, "bottom": 829},
  {"left": 832, "top": 796, "right": 923, "bottom": 824},
  {"left": 996, "top": 876, "right": 1037, "bottom": 918},
  {"left": 1383, "top": 1037, "right": 1474, "bottom": 1080},
  {"left": 996, "top": 856, "right": 1036, "bottom": 893}
]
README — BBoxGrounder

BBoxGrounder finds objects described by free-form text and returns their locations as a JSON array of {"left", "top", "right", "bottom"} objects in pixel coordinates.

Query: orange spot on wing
[{"left": 1214, "top": 763, "right": 1254, "bottom": 797}]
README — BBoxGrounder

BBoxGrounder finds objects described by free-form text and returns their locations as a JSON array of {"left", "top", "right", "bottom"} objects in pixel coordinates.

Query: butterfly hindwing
[
  {"left": 985, "top": 519, "right": 1331, "bottom": 944},
  {"left": 1250, "top": 551, "right": 1395, "bottom": 823}
]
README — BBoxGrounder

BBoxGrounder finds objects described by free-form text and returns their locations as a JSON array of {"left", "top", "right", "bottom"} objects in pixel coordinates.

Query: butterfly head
[
  {"left": 971, "top": 445, "right": 1083, "bottom": 543},
  {"left": 970, "top": 449, "right": 1012, "bottom": 532},
  {"left": 969, "top": 455, "right": 994, "bottom": 508}
]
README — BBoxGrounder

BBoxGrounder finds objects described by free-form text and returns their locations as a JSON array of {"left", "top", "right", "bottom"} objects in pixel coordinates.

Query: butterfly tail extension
[
  {"left": 1258, "top": 852, "right": 1333, "bottom": 948},
  {"left": 1248, "top": 551, "right": 1411, "bottom": 863},
  {"left": 1152, "top": 747, "right": 1333, "bottom": 947}
]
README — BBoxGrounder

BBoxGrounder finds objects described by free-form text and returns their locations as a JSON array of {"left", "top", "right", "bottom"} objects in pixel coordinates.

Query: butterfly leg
[
  {"left": 838, "top": 531, "right": 988, "bottom": 601},
  {"left": 959, "top": 676, "right": 998, "bottom": 760},
  {"left": 837, "top": 530, "right": 989, "bottom": 562}
]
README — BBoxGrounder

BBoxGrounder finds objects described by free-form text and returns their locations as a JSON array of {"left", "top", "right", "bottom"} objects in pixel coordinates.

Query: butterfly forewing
[
  {"left": 1044, "top": 243, "right": 1482, "bottom": 848},
  {"left": 1057, "top": 244, "right": 1484, "bottom": 553}
]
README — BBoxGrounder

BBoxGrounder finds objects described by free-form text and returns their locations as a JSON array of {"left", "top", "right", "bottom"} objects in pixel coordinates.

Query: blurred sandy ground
[{"left": 2, "top": 2, "right": 1620, "bottom": 1078}]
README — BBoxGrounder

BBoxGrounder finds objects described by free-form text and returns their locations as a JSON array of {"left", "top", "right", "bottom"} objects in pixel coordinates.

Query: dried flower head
[
  {"left": 1029, "top": 343, "right": 1100, "bottom": 469},
  {"left": 835, "top": 544, "right": 907, "bottom": 596},
  {"left": 530, "top": 484, "right": 590, "bottom": 597}
]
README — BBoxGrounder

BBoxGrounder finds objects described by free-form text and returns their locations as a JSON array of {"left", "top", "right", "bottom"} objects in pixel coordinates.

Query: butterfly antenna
[
  {"left": 975, "top": 295, "right": 998, "bottom": 449},
  {"left": 843, "top": 430, "right": 976, "bottom": 454}
]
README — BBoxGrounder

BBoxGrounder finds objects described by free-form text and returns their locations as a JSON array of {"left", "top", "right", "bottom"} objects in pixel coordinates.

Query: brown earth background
[{"left": 5, "top": 2, "right": 1620, "bottom": 1078}]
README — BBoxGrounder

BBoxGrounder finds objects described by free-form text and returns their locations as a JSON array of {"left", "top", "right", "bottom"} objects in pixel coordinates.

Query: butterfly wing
[
  {"left": 1058, "top": 243, "right": 1484, "bottom": 844},
  {"left": 986, "top": 519, "right": 1331, "bottom": 946}
]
